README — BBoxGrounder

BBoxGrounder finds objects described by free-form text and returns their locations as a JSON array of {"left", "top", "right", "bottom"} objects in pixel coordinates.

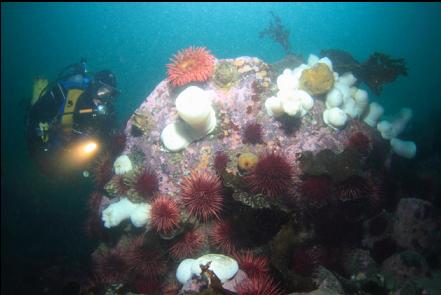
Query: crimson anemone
[{"left": 167, "top": 47, "right": 215, "bottom": 87}]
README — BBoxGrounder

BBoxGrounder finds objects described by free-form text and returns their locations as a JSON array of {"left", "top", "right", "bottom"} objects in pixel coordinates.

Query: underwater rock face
[
  {"left": 123, "top": 56, "right": 381, "bottom": 208},
  {"left": 391, "top": 198, "right": 438, "bottom": 254},
  {"left": 381, "top": 251, "right": 429, "bottom": 289}
]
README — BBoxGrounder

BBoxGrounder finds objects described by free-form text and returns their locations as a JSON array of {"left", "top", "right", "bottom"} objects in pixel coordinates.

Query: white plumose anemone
[
  {"left": 391, "top": 138, "right": 417, "bottom": 159},
  {"left": 326, "top": 88, "right": 344, "bottom": 109},
  {"left": 161, "top": 86, "right": 216, "bottom": 152},
  {"left": 113, "top": 155, "right": 133, "bottom": 175},
  {"left": 363, "top": 102, "right": 384, "bottom": 127},
  {"left": 266, "top": 67, "right": 314, "bottom": 118},
  {"left": 101, "top": 198, "right": 151, "bottom": 229},
  {"left": 323, "top": 107, "right": 348, "bottom": 130}
]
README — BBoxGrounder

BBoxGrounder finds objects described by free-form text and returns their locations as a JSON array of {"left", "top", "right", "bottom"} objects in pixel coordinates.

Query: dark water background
[{"left": 2, "top": 2, "right": 441, "bottom": 292}]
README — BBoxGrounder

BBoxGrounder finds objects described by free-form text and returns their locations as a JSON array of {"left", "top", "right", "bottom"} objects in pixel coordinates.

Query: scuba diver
[{"left": 26, "top": 59, "right": 120, "bottom": 177}]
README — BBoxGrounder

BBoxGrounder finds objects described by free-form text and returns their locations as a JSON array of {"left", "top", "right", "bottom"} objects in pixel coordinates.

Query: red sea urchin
[
  {"left": 246, "top": 151, "right": 294, "bottom": 198},
  {"left": 135, "top": 168, "right": 159, "bottom": 200},
  {"left": 150, "top": 195, "right": 180, "bottom": 234},
  {"left": 236, "top": 275, "right": 284, "bottom": 295},
  {"left": 300, "top": 175, "right": 334, "bottom": 207},
  {"left": 87, "top": 192, "right": 103, "bottom": 213},
  {"left": 335, "top": 175, "right": 371, "bottom": 201},
  {"left": 109, "top": 131, "right": 127, "bottom": 156},
  {"left": 92, "top": 248, "right": 129, "bottom": 284},
  {"left": 347, "top": 132, "right": 370, "bottom": 155},
  {"left": 131, "top": 276, "right": 161, "bottom": 294},
  {"left": 167, "top": 47, "right": 215, "bottom": 87},
  {"left": 161, "top": 281, "right": 181, "bottom": 295},
  {"left": 234, "top": 251, "right": 269, "bottom": 279},
  {"left": 291, "top": 245, "right": 328, "bottom": 276},
  {"left": 209, "top": 220, "right": 237, "bottom": 254},
  {"left": 243, "top": 122, "right": 263, "bottom": 144},
  {"left": 170, "top": 228, "right": 204, "bottom": 258},
  {"left": 126, "top": 235, "right": 167, "bottom": 279},
  {"left": 91, "top": 151, "right": 113, "bottom": 188},
  {"left": 85, "top": 192, "right": 105, "bottom": 240},
  {"left": 180, "top": 171, "right": 223, "bottom": 221},
  {"left": 85, "top": 214, "right": 106, "bottom": 240}
]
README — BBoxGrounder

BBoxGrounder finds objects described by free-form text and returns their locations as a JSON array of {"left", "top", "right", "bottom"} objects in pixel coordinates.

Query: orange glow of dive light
[
  {"left": 82, "top": 141, "right": 98, "bottom": 154},
  {"left": 65, "top": 139, "right": 100, "bottom": 168}
]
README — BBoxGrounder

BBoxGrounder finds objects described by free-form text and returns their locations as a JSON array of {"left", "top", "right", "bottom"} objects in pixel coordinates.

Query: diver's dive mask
[{"left": 95, "top": 81, "right": 120, "bottom": 101}]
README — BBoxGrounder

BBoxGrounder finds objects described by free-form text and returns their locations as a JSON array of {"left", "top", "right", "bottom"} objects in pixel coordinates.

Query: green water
[{"left": 2, "top": 2, "right": 441, "bottom": 292}]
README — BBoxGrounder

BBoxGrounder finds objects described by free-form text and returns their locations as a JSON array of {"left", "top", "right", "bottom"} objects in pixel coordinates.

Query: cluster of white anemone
[{"left": 265, "top": 53, "right": 416, "bottom": 159}]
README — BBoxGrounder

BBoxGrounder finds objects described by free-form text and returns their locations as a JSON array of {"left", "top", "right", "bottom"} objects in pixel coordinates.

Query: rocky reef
[{"left": 83, "top": 51, "right": 439, "bottom": 295}]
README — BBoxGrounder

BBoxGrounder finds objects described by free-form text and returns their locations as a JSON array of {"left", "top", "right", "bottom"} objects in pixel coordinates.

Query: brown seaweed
[
  {"left": 359, "top": 52, "right": 408, "bottom": 96},
  {"left": 259, "top": 11, "right": 292, "bottom": 55},
  {"left": 320, "top": 49, "right": 408, "bottom": 96},
  {"left": 320, "top": 49, "right": 363, "bottom": 76}
]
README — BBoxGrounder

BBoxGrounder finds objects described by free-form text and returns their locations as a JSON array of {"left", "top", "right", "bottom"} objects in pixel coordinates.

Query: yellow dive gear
[
  {"left": 60, "top": 89, "right": 84, "bottom": 133},
  {"left": 31, "top": 77, "right": 48, "bottom": 106}
]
